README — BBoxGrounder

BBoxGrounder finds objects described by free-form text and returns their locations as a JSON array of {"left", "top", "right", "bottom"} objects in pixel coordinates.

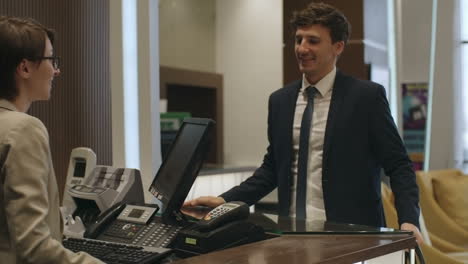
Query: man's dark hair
[
  {"left": 290, "top": 2, "right": 351, "bottom": 44},
  {"left": 0, "top": 16, "right": 55, "bottom": 100}
]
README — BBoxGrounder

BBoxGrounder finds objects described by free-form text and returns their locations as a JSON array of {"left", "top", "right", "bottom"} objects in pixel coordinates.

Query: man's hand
[
  {"left": 183, "top": 196, "right": 226, "bottom": 208},
  {"left": 400, "top": 222, "right": 424, "bottom": 245}
]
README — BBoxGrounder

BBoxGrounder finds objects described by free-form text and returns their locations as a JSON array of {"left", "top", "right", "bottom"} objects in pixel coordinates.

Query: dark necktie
[{"left": 296, "top": 86, "right": 317, "bottom": 219}]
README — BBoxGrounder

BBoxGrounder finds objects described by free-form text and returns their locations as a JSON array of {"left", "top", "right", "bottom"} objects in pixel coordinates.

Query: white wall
[
  {"left": 216, "top": 0, "right": 283, "bottom": 166},
  {"left": 425, "top": 0, "right": 459, "bottom": 169},
  {"left": 397, "top": 0, "right": 460, "bottom": 169},
  {"left": 159, "top": 0, "right": 216, "bottom": 72},
  {"left": 110, "top": 0, "right": 161, "bottom": 202},
  {"left": 399, "top": 1, "right": 432, "bottom": 83},
  {"left": 138, "top": 0, "right": 163, "bottom": 201}
]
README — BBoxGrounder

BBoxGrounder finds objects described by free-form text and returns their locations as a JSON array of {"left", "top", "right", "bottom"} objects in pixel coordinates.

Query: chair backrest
[
  {"left": 416, "top": 169, "right": 462, "bottom": 199},
  {"left": 381, "top": 183, "right": 399, "bottom": 229}
]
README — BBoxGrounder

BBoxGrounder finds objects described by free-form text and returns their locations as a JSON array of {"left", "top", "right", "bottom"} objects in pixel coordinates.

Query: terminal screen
[
  {"left": 73, "top": 159, "right": 86, "bottom": 178},
  {"left": 149, "top": 118, "right": 213, "bottom": 219},
  {"left": 128, "top": 209, "right": 145, "bottom": 218}
]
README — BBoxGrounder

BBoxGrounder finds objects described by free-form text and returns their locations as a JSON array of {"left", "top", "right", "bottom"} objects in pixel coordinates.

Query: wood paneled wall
[
  {"left": 0, "top": 0, "right": 112, "bottom": 201},
  {"left": 283, "top": 0, "right": 366, "bottom": 84}
]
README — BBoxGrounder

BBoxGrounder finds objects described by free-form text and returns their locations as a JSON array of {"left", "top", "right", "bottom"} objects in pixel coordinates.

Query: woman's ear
[{"left": 16, "top": 59, "right": 31, "bottom": 79}]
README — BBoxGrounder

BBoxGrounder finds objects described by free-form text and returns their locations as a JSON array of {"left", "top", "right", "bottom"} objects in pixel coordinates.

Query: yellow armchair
[
  {"left": 416, "top": 170, "right": 468, "bottom": 248},
  {"left": 381, "top": 183, "right": 468, "bottom": 264}
]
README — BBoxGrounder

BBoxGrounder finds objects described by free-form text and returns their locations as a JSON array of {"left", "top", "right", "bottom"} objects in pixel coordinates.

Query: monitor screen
[{"left": 149, "top": 118, "right": 214, "bottom": 223}]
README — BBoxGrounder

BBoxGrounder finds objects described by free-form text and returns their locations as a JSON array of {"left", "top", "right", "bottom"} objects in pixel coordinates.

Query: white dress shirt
[{"left": 289, "top": 67, "right": 336, "bottom": 221}]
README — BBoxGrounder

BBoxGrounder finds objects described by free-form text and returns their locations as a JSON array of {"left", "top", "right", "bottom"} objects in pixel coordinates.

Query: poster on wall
[{"left": 402, "top": 83, "right": 428, "bottom": 170}]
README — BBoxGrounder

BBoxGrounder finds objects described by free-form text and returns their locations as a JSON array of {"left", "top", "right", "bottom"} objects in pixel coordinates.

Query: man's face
[{"left": 295, "top": 24, "right": 344, "bottom": 83}]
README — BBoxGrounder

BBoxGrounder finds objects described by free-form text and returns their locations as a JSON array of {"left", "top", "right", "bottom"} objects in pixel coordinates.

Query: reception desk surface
[
  {"left": 172, "top": 215, "right": 416, "bottom": 264},
  {"left": 173, "top": 233, "right": 416, "bottom": 264}
]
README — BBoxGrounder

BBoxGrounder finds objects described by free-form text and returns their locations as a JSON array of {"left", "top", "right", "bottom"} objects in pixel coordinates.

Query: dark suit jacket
[{"left": 221, "top": 70, "right": 420, "bottom": 227}]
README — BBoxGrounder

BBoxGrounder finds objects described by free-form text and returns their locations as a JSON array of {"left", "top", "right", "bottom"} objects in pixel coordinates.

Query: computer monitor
[{"left": 149, "top": 118, "right": 215, "bottom": 223}]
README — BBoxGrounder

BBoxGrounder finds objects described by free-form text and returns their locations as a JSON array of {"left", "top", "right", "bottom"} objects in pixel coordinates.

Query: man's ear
[
  {"left": 334, "top": 41, "right": 345, "bottom": 56},
  {"left": 16, "top": 59, "right": 32, "bottom": 79}
]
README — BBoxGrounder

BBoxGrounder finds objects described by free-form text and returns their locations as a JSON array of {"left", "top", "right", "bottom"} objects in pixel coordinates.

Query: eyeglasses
[{"left": 34, "top": 56, "right": 60, "bottom": 70}]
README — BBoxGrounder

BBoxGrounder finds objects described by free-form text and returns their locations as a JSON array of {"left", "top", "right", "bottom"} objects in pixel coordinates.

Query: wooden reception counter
[
  {"left": 174, "top": 233, "right": 416, "bottom": 264},
  {"left": 172, "top": 215, "right": 417, "bottom": 264}
]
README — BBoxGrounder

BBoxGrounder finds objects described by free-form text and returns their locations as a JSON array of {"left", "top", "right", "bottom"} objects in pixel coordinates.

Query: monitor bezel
[{"left": 149, "top": 117, "right": 215, "bottom": 224}]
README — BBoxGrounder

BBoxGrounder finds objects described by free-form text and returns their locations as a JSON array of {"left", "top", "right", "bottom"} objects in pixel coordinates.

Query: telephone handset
[
  {"left": 195, "top": 201, "right": 249, "bottom": 231},
  {"left": 84, "top": 202, "right": 126, "bottom": 239},
  {"left": 82, "top": 203, "right": 182, "bottom": 248}
]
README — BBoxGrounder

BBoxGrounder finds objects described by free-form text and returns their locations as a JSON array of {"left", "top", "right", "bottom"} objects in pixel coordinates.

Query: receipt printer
[{"left": 68, "top": 166, "right": 145, "bottom": 228}]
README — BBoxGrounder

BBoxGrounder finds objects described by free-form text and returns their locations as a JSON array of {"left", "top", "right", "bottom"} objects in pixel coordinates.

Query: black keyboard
[{"left": 63, "top": 237, "right": 171, "bottom": 264}]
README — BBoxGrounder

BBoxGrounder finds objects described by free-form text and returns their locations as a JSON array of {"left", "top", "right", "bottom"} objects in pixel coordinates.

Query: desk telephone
[
  {"left": 83, "top": 201, "right": 254, "bottom": 251},
  {"left": 84, "top": 202, "right": 181, "bottom": 248}
]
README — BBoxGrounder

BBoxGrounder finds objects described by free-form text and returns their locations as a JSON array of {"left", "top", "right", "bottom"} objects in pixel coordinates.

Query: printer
[{"left": 63, "top": 164, "right": 145, "bottom": 237}]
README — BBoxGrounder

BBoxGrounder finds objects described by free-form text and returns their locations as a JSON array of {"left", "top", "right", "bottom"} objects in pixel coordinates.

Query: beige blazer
[{"left": 0, "top": 99, "right": 102, "bottom": 264}]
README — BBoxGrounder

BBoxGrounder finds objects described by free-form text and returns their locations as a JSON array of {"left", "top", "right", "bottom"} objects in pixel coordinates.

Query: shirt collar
[
  {"left": 301, "top": 67, "right": 336, "bottom": 96},
  {"left": 0, "top": 99, "right": 18, "bottom": 112}
]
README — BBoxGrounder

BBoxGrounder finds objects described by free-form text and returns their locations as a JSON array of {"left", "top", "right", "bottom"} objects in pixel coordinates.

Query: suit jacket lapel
[
  {"left": 284, "top": 81, "right": 301, "bottom": 147},
  {"left": 282, "top": 80, "right": 301, "bottom": 208},
  {"left": 323, "top": 70, "right": 346, "bottom": 176}
]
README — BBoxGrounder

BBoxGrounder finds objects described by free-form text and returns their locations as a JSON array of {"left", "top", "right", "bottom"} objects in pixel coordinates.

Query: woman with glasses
[{"left": 0, "top": 16, "right": 102, "bottom": 263}]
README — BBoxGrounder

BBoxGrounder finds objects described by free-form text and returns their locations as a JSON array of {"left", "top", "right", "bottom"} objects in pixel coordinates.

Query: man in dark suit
[{"left": 184, "top": 2, "right": 422, "bottom": 243}]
